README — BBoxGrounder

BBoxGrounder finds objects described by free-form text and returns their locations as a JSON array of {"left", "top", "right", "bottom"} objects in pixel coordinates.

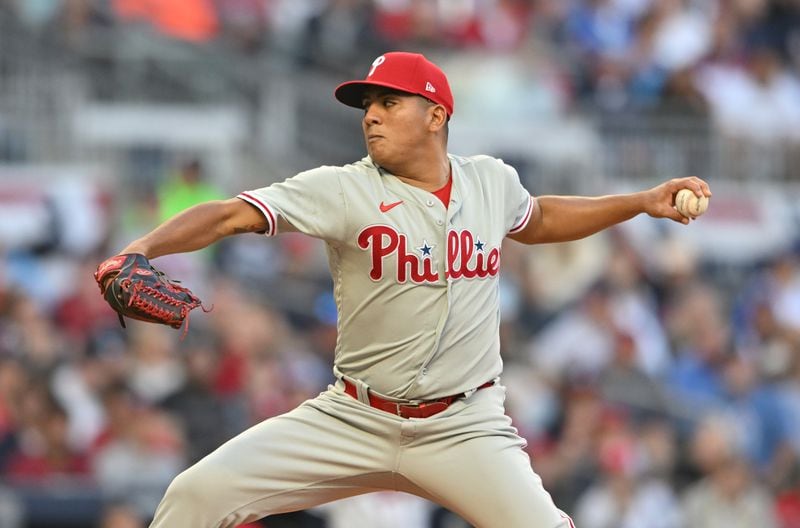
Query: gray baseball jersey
[
  {"left": 237, "top": 153, "right": 533, "bottom": 400},
  {"left": 149, "top": 154, "right": 576, "bottom": 528}
]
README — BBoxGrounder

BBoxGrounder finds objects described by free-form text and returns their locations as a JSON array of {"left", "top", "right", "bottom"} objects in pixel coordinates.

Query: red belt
[{"left": 343, "top": 379, "right": 495, "bottom": 419}]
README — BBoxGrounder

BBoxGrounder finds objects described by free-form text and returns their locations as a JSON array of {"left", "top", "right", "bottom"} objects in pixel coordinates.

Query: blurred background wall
[{"left": 0, "top": 1, "right": 799, "bottom": 527}]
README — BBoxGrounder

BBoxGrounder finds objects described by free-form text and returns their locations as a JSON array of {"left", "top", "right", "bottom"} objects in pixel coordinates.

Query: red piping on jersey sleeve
[
  {"left": 237, "top": 192, "right": 277, "bottom": 236},
  {"left": 508, "top": 195, "right": 534, "bottom": 234}
]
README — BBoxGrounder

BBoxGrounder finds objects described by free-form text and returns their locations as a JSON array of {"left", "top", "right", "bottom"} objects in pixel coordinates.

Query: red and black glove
[{"left": 94, "top": 253, "right": 207, "bottom": 335}]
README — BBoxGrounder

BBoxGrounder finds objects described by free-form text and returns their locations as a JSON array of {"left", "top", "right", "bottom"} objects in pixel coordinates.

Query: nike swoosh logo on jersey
[{"left": 379, "top": 200, "right": 404, "bottom": 213}]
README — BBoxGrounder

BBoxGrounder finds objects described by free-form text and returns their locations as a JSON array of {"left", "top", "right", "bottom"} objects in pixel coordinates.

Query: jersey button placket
[{"left": 425, "top": 196, "right": 445, "bottom": 229}]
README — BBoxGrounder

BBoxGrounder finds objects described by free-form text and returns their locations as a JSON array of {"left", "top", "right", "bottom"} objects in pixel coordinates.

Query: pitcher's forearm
[
  {"left": 545, "top": 194, "right": 643, "bottom": 240},
  {"left": 121, "top": 199, "right": 264, "bottom": 259},
  {"left": 521, "top": 194, "right": 643, "bottom": 244}
]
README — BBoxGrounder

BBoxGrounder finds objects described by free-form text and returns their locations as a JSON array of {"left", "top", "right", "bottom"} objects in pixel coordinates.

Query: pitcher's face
[{"left": 361, "top": 88, "right": 435, "bottom": 167}]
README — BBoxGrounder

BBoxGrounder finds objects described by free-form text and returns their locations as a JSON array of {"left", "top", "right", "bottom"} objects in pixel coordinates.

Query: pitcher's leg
[
  {"left": 150, "top": 390, "right": 399, "bottom": 528},
  {"left": 399, "top": 386, "right": 574, "bottom": 528}
]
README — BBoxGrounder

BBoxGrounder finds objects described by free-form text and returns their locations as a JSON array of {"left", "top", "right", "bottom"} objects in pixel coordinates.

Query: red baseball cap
[{"left": 335, "top": 52, "right": 454, "bottom": 116}]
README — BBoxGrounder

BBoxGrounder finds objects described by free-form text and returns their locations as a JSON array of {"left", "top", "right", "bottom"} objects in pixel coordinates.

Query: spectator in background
[
  {"left": 3, "top": 389, "right": 90, "bottom": 482},
  {"left": 157, "top": 159, "right": 224, "bottom": 223},
  {"left": 681, "top": 415, "right": 778, "bottom": 528},
  {"left": 209, "top": 294, "right": 282, "bottom": 396},
  {"left": 743, "top": 0, "right": 800, "bottom": 68},
  {"left": 564, "top": 0, "right": 638, "bottom": 108},
  {"left": 602, "top": 231, "right": 671, "bottom": 376},
  {"left": 663, "top": 282, "right": 730, "bottom": 419},
  {"left": 161, "top": 338, "right": 234, "bottom": 464},
  {"left": 112, "top": 0, "right": 218, "bottom": 42},
  {"left": 300, "top": 0, "right": 385, "bottom": 71},
  {"left": 125, "top": 324, "right": 185, "bottom": 405},
  {"left": 214, "top": 0, "right": 268, "bottom": 53},
  {"left": 54, "top": 255, "right": 121, "bottom": 347},
  {"left": 438, "top": 0, "right": 535, "bottom": 50},
  {"left": 513, "top": 233, "right": 611, "bottom": 322},
  {"left": 718, "top": 356, "right": 791, "bottom": 480},
  {"left": 647, "top": 0, "right": 711, "bottom": 76},
  {"left": 637, "top": 419, "right": 679, "bottom": 482},
  {"left": 531, "top": 383, "right": 603, "bottom": 510},
  {"left": 732, "top": 253, "right": 800, "bottom": 377},
  {"left": 573, "top": 410, "right": 682, "bottom": 528},
  {"left": 529, "top": 280, "right": 620, "bottom": 381},
  {"left": 49, "top": 350, "right": 107, "bottom": 453},
  {"left": 371, "top": 0, "right": 438, "bottom": 47},
  {"left": 599, "top": 331, "right": 669, "bottom": 421},
  {"left": 154, "top": 158, "right": 225, "bottom": 298},
  {"left": 501, "top": 364, "right": 560, "bottom": 446},
  {"left": 92, "top": 406, "right": 185, "bottom": 520},
  {"left": 703, "top": 1, "right": 745, "bottom": 66},
  {"left": 4, "top": 293, "right": 65, "bottom": 376},
  {"left": 91, "top": 383, "right": 138, "bottom": 455}
]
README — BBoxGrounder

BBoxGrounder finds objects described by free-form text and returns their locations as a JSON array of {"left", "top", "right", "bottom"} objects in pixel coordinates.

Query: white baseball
[{"left": 675, "top": 188, "right": 709, "bottom": 218}]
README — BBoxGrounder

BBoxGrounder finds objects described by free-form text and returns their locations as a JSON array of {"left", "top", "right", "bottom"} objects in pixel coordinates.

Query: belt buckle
[{"left": 395, "top": 400, "right": 420, "bottom": 418}]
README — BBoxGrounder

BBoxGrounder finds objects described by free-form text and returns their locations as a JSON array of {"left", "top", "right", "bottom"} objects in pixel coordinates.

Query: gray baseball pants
[{"left": 149, "top": 382, "right": 574, "bottom": 528}]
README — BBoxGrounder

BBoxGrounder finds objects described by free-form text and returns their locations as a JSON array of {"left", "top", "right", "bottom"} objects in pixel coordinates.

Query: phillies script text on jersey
[{"left": 357, "top": 225, "right": 500, "bottom": 283}]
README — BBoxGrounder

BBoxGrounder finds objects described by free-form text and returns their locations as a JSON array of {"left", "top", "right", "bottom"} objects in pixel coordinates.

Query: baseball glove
[{"left": 94, "top": 253, "right": 206, "bottom": 335}]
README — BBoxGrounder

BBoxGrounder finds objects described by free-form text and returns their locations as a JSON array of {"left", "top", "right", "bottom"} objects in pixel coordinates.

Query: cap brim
[{"left": 334, "top": 80, "right": 420, "bottom": 110}]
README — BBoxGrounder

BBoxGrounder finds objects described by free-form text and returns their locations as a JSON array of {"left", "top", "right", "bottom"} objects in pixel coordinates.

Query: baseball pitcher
[{"left": 95, "top": 52, "right": 711, "bottom": 527}]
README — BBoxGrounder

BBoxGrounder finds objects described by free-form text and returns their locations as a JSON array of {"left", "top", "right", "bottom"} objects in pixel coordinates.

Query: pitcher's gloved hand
[{"left": 94, "top": 253, "right": 207, "bottom": 335}]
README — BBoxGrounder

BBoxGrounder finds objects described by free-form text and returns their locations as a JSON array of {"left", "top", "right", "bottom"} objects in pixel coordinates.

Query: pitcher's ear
[{"left": 429, "top": 104, "right": 448, "bottom": 132}]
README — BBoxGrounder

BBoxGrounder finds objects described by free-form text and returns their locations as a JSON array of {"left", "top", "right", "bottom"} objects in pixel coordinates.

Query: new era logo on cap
[{"left": 334, "top": 52, "right": 454, "bottom": 116}]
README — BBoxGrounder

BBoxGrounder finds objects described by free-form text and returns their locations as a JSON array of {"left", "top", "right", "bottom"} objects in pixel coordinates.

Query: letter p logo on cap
[{"left": 368, "top": 56, "right": 386, "bottom": 77}]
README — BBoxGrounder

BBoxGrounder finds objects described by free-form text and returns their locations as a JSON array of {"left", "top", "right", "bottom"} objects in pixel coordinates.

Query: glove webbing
[{"left": 119, "top": 268, "right": 209, "bottom": 338}]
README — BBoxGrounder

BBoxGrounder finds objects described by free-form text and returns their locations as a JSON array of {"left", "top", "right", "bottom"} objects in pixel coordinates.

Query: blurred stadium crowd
[
  {"left": 0, "top": 1, "right": 800, "bottom": 528},
  {"left": 3, "top": 0, "right": 800, "bottom": 120}
]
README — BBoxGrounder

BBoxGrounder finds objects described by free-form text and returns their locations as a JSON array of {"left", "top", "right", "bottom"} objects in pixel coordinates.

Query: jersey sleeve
[
  {"left": 502, "top": 162, "right": 534, "bottom": 235},
  {"left": 236, "top": 166, "right": 347, "bottom": 241}
]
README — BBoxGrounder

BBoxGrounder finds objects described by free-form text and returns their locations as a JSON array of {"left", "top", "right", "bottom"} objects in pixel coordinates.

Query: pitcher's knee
[{"left": 163, "top": 462, "right": 229, "bottom": 507}]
